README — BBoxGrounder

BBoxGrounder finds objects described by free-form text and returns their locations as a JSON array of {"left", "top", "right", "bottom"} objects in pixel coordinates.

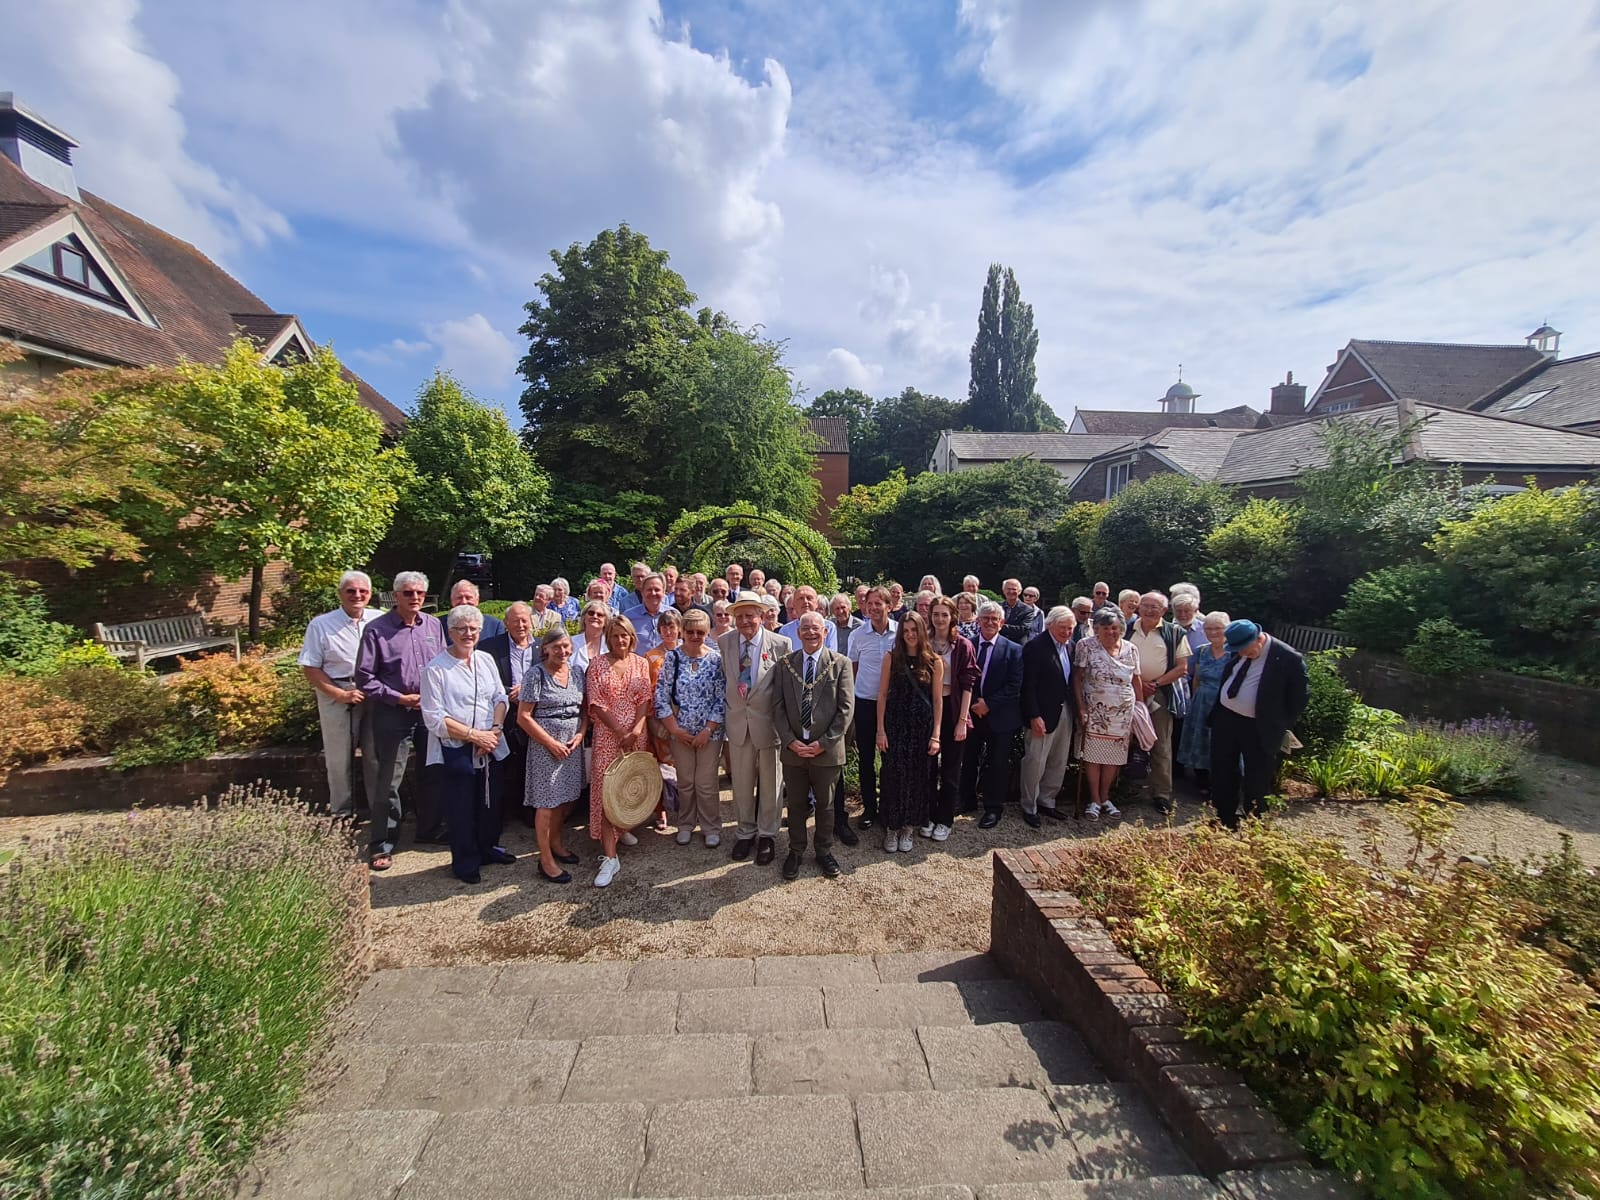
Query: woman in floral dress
[
  {"left": 1072, "top": 608, "right": 1140, "bottom": 819},
  {"left": 642, "top": 607, "right": 682, "bottom": 832},
  {"left": 586, "top": 615, "right": 653, "bottom": 888}
]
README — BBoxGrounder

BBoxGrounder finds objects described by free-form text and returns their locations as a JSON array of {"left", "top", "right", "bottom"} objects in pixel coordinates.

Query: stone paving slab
[
  {"left": 980, "top": 1178, "right": 1226, "bottom": 1199},
  {"left": 638, "top": 1190, "right": 972, "bottom": 1200},
  {"left": 857, "top": 1087, "right": 1080, "bottom": 1189},
  {"left": 754, "top": 1027, "right": 932, "bottom": 1095},
  {"left": 631, "top": 957, "right": 756, "bottom": 991},
  {"left": 677, "top": 985, "right": 826, "bottom": 1033},
  {"left": 301, "top": 1041, "right": 394, "bottom": 1112},
  {"left": 360, "top": 965, "right": 502, "bottom": 1001},
  {"left": 952, "top": 980, "right": 1048, "bottom": 1025},
  {"left": 398, "top": 1102, "right": 648, "bottom": 1199},
  {"left": 350, "top": 996, "right": 534, "bottom": 1044},
  {"left": 1217, "top": 1167, "right": 1360, "bottom": 1200},
  {"left": 493, "top": 961, "right": 633, "bottom": 995},
  {"left": 524, "top": 989, "right": 679, "bottom": 1039},
  {"left": 1048, "top": 1084, "right": 1194, "bottom": 1180},
  {"left": 381, "top": 1040, "right": 577, "bottom": 1111},
  {"left": 825, "top": 982, "right": 972, "bottom": 1030},
  {"left": 917, "top": 1022, "right": 1105, "bottom": 1092},
  {"left": 563, "top": 1034, "right": 752, "bottom": 1103},
  {"left": 756, "top": 953, "right": 881, "bottom": 988},
  {"left": 637, "top": 1094, "right": 863, "bottom": 1197},
  {"left": 238, "top": 1108, "right": 440, "bottom": 1199},
  {"left": 874, "top": 951, "right": 1006, "bottom": 984}
]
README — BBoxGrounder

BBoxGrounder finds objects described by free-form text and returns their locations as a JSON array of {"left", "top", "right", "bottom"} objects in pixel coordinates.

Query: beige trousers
[
  {"left": 1019, "top": 703, "right": 1073, "bottom": 814},
  {"left": 674, "top": 739, "right": 723, "bottom": 833},
  {"left": 727, "top": 736, "right": 781, "bottom": 838}
]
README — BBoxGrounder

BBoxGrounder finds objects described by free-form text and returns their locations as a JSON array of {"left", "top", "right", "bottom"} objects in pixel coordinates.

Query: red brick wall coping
[
  {"left": 990, "top": 847, "right": 1309, "bottom": 1177},
  {"left": 1, "top": 747, "right": 330, "bottom": 817}
]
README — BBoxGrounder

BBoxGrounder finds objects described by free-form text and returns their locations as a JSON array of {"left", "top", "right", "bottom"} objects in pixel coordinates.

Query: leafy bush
[
  {"left": 1489, "top": 835, "right": 1600, "bottom": 993},
  {"left": 170, "top": 650, "right": 283, "bottom": 747},
  {"left": 39, "top": 661, "right": 173, "bottom": 752},
  {"left": 1044, "top": 817, "right": 1600, "bottom": 1200},
  {"left": 1404, "top": 716, "right": 1537, "bottom": 798},
  {"left": 1292, "top": 713, "right": 1536, "bottom": 801},
  {"left": 1080, "top": 473, "right": 1236, "bottom": 591},
  {"left": 1332, "top": 562, "right": 1451, "bottom": 653},
  {"left": 271, "top": 661, "right": 322, "bottom": 747},
  {"left": 0, "top": 677, "right": 86, "bottom": 785},
  {"left": 1196, "top": 497, "right": 1298, "bottom": 620},
  {"left": 1294, "top": 648, "right": 1358, "bottom": 755},
  {"left": 477, "top": 599, "right": 512, "bottom": 617},
  {"left": 0, "top": 580, "right": 78, "bottom": 676},
  {"left": 1403, "top": 617, "right": 1491, "bottom": 676},
  {"left": 0, "top": 784, "right": 365, "bottom": 1196}
]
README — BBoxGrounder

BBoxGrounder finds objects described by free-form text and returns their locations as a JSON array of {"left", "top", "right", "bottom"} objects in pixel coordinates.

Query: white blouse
[{"left": 419, "top": 649, "right": 509, "bottom": 766}]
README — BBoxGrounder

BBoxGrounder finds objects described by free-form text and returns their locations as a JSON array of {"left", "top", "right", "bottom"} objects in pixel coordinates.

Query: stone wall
[{"left": 1342, "top": 651, "right": 1600, "bottom": 766}]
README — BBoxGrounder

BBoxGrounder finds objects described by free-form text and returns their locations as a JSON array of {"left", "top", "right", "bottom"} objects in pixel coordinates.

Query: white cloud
[
  {"left": 815, "top": 347, "right": 884, "bottom": 393},
  {"left": 425, "top": 313, "right": 520, "bottom": 392},
  {"left": 348, "top": 337, "right": 433, "bottom": 368}
]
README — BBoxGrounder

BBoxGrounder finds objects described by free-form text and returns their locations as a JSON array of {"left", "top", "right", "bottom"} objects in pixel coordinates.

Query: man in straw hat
[
  {"left": 719, "top": 591, "right": 791, "bottom": 865},
  {"left": 771, "top": 612, "right": 855, "bottom": 880}
]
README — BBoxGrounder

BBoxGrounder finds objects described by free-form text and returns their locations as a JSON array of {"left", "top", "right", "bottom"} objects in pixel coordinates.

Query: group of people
[{"left": 299, "top": 563, "right": 1308, "bottom": 888}]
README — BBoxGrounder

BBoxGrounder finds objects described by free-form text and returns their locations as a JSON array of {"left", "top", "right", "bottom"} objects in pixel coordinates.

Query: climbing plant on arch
[{"left": 652, "top": 503, "right": 839, "bottom": 593}]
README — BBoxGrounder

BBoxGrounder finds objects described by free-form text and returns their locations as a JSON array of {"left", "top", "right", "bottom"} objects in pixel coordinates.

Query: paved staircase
[{"left": 239, "top": 952, "right": 1331, "bottom": 1199}]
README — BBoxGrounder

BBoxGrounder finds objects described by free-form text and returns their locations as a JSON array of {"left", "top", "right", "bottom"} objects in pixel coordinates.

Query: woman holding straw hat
[{"left": 586, "top": 615, "right": 653, "bottom": 887}]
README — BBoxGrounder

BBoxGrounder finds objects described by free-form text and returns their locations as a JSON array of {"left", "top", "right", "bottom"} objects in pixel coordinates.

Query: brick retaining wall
[
  {"left": 990, "top": 848, "right": 1310, "bottom": 1178},
  {"left": 2, "top": 747, "right": 331, "bottom": 816}
]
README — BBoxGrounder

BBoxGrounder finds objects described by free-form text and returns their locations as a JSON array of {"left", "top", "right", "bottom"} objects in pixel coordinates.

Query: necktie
[
  {"left": 1226, "top": 656, "right": 1251, "bottom": 698},
  {"left": 801, "top": 655, "right": 815, "bottom": 731},
  {"left": 740, "top": 641, "right": 753, "bottom": 689},
  {"left": 977, "top": 640, "right": 992, "bottom": 689}
]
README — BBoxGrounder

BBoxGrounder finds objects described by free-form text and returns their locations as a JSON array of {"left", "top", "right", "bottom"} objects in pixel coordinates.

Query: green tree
[
  {"left": 876, "top": 387, "right": 968, "bottom": 477},
  {"left": 1043, "top": 502, "right": 1108, "bottom": 599},
  {"left": 1080, "top": 473, "right": 1236, "bottom": 592},
  {"left": 145, "top": 342, "right": 409, "bottom": 641},
  {"left": 1197, "top": 497, "right": 1300, "bottom": 621},
  {"left": 829, "top": 469, "right": 909, "bottom": 549},
  {"left": 967, "top": 264, "right": 1061, "bottom": 432},
  {"left": 493, "top": 487, "right": 663, "bottom": 596},
  {"left": 393, "top": 373, "right": 549, "bottom": 589}
]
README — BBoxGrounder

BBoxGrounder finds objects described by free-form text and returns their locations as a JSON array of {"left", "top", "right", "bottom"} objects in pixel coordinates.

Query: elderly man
[
  {"left": 1019, "top": 606, "right": 1078, "bottom": 827},
  {"left": 709, "top": 577, "right": 731, "bottom": 602},
  {"left": 623, "top": 562, "right": 651, "bottom": 609},
  {"left": 444, "top": 578, "right": 505, "bottom": 639},
  {"left": 719, "top": 591, "right": 790, "bottom": 865},
  {"left": 961, "top": 601, "right": 1025, "bottom": 828},
  {"left": 482, "top": 602, "right": 538, "bottom": 824},
  {"left": 529, "top": 585, "right": 564, "bottom": 635},
  {"left": 772, "top": 612, "right": 855, "bottom": 880},
  {"left": 852, "top": 583, "right": 869, "bottom": 619},
  {"left": 1210, "top": 620, "right": 1307, "bottom": 829},
  {"left": 1092, "top": 581, "right": 1113, "bottom": 612},
  {"left": 829, "top": 592, "right": 862, "bottom": 657},
  {"left": 962, "top": 575, "right": 981, "bottom": 597},
  {"left": 1000, "top": 578, "right": 1039, "bottom": 645},
  {"left": 356, "top": 570, "right": 448, "bottom": 870},
  {"left": 691, "top": 572, "right": 710, "bottom": 605},
  {"left": 1127, "top": 591, "right": 1191, "bottom": 816},
  {"left": 299, "top": 570, "right": 383, "bottom": 818},
  {"left": 725, "top": 562, "right": 745, "bottom": 593},
  {"left": 662, "top": 565, "right": 679, "bottom": 593},
  {"left": 598, "top": 562, "right": 627, "bottom": 609},
  {"left": 550, "top": 577, "right": 579, "bottom": 622},
  {"left": 1070, "top": 597, "right": 1095, "bottom": 642},
  {"left": 1168, "top": 588, "right": 1205, "bottom": 780},
  {"left": 842, "top": 586, "right": 898, "bottom": 842},
  {"left": 779, "top": 585, "right": 838, "bottom": 651},
  {"left": 1022, "top": 587, "right": 1047, "bottom": 639},
  {"left": 625, "top": 572, "right": 670, "bottom": 653}
]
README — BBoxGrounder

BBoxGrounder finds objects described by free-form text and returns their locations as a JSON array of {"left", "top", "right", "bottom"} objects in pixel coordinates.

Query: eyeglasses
[
  {"left": 682, "top": 630, "right": 707, "bottom": 639},
  {"left": 397, "top": 589, "right": 427, "bottom": 597}
]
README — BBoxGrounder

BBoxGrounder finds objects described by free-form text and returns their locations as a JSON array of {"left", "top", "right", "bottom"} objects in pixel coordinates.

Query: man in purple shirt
[{"left": 356, "top": 569, "right": 447, "bottom": 870}]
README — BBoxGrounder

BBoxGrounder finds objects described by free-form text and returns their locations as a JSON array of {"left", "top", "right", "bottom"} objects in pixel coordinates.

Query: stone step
[{"left": 243, "top": 1084, "right": 1202, "bottom": 1199}]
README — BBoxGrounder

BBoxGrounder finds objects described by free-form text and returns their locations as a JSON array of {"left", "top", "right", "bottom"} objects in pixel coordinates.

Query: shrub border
[{"left": 991, "top": 847, "right": 1311, "bottom": 1178}]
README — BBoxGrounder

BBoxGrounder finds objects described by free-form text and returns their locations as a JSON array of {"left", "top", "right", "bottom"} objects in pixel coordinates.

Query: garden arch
[{"left": 651, "top": 503, "right": 838, "bottom": 593}]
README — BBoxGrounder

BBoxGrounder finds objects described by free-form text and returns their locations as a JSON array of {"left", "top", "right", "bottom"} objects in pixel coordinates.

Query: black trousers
[
  {"left": 960, "top": 713, "right": 1013, "bottom": 814},
  {"left": 495, "top": 734, "right": 528, "bottom": 837},
  {"left": 440, "top": 764, "right": 501, "bottom": 879},
  {"left": 1209, "top": 707, "right": 1277, "bottom": 829},
  {"left": 838, "top": 699, "right": 880, "bottom": 825},
  {"left": 929, "top": 700, "right": 965, "bottom": 826}
]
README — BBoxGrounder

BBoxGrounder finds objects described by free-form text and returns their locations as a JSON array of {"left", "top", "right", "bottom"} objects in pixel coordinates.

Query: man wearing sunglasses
[{"left": 299, "top": 570, "right": 383, "bottom": 820}]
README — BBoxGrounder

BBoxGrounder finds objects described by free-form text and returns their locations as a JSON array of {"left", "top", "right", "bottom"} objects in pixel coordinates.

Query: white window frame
[{"left": 1105, "top": 457, "right": 1134, "bottom": 499}]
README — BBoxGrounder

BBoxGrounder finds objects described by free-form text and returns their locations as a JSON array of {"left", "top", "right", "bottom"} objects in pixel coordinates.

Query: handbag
[{"left": 1168, "top": 673, "right": 1191, "bottom": 719}]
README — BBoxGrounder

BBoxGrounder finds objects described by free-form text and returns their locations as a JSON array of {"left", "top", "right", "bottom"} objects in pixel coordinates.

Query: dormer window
[{"left": 17, "top": 235, "right": 129, "bottom": 308}]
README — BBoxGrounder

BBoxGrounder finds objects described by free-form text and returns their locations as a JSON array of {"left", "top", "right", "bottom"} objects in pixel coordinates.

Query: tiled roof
[
  {"left": 1479, "top": 352, "right": 1600, "bottom": 430},
  {"left": 1212, "top": 402, "right": 1600, "bottom": 485},
  {"left": 808, "top": 415, "right": 849, "bottom": 454},
  {"left": 1343, "top": 339, "right": 1547, "bottom": 410},
  {"left": 230, "top": 312, "right": 297, "bottom": 348},
  {"left": 0, "top": 201, "right": 60, "bottom": 247},
  {"left": 943, "top": 432, "right": 1136, "bottom": 462},
  {"left": 0, "top": 155, "right": 403, "bottom": 432},
  {"left": 1072, "top": 406, "right": 1261, "bottom": 436},
  {"left": 1141, "top": 428, "right": 1245, "bottom": 480}
]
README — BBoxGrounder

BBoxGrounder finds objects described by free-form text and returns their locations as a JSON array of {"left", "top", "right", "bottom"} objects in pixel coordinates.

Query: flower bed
[{"left": 0, "top": 785, "right": 368, "bottom": 1196}]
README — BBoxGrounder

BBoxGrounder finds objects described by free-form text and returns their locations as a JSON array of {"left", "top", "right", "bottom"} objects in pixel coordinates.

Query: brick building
[{"left": 808, "top": 415, "right": 850, "bottom": 539}]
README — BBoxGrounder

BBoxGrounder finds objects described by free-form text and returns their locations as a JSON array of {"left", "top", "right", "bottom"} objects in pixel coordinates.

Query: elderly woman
[
  {"left": 584, "top": 577, "right": 617, "bottom": 615},
  {"left": 571, "top": 600, "right": 610, "bottom": 675},
  {"left": 1176, "top": 610, "right": 1230, "bottom": 796},
  {"left": 710, "top": 597, "right": 732, "bottom": 639},
  {"left": 913, "top": 589, "right": 936, "bottom": 622},
  {"left": 918, "top": 574, "right": 942, "bottom": 597},
  {"left": 1072, "top": 608, "right": 1139, "bottom": 819},
  {"left": 550, "top": 577, "right": 579, "bottom": 622},
  {"left": 1117, "top": 589, "right": 1142, "bottom": 627},
  {"left": 955, "top": 591, "right": 981, "bottom": 643},
  {"left": 529, "top": 584, "right": 565, "bottom": 635},
  {"left": 518, "top": 627, "right": 588, "bottom": 883},
  {"left": 586, "top": 615, "right": 653, "bottom": 887},
  {"left": 657, "top": 608, "right": 726, "bottom": 847},
  {"left": 924, "top": 595, "right": 977, "bottom": 841},
  {"left": 759, "top": 594, "right": 782, "bottom": 632},
  {"left": 642, "top": 606, "right": 684, "bottom": 833},
  {"left": 887, "top": 582, "right": 908, "bottom": 622},
  {"left": 420, "top": 604, "right": 514, "bottom": 884}
]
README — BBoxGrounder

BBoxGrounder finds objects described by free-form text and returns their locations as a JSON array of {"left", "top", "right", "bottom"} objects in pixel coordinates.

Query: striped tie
[{"left": 801, "top": 655, "right": 814, "bottom": 730}]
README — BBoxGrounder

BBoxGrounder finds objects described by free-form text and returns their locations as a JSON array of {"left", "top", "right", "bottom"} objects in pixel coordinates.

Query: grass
[{"left": 0, "top": 784, "right": 365, "bottom": 1198}]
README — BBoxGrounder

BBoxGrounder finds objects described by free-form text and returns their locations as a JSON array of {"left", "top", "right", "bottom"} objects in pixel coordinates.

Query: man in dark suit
[
  {"left": 1019, "top": 606, "right": 1078, "bottom": 828},
  {"left": 480, "top": 602, "right": 537, "bottom": 834},
  {"left": 1000, "top": 577, "right": 1039, "bottom": 644},
  {"left": 1208, "top": 620, "right": 1308, "bottom": 829},
  {"left": 771, "top": 612, "right": 856, "bottom": 879},
  {"left": 961, "top": 601, "right": 1025, "bottom": 829}
]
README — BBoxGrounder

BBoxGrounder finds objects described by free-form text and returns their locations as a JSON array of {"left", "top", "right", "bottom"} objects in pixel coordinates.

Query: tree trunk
[{"left": 247, "top": 562, "right": 265, "bottom": 644}]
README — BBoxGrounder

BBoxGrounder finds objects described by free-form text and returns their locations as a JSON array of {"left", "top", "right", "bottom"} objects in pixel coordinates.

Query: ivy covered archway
[{"left": 651, "top": 503, "right": 839, "bottom": 593}]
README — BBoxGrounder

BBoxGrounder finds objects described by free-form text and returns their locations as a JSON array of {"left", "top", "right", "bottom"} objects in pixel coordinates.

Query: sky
[{"left": 6, "top": 1, "right": 1599, "bottom": 426}]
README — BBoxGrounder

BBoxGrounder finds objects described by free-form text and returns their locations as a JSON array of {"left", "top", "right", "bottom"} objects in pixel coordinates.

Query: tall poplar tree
[{"left": 966, "top": 263, "right": 1061, "bottom": 431}]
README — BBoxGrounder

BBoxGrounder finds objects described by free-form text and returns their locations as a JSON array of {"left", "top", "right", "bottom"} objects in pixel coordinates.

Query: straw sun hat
[
  {"left": 727, "top": 589, "right": 767, "bottom": 614},
  {"left": 602, "top": 750, "right": 664, "bottom": 829}
]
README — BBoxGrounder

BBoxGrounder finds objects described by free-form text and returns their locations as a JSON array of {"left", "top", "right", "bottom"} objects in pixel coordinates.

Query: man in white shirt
[
  {"left": 299, "top": 570, "right": 384, "bottom": 817},
  {"left": 778, "top": 585, "right": 838, "bottom": 652},
  {"left": 1126, "top": 591, "right": 1191, "bottom": 816},
  {"left": 841, "top": 586, "right": 898, "bottom": 842}
]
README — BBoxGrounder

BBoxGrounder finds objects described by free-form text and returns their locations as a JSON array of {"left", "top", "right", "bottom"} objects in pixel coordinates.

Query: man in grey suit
[
  {"left": 772, "top": 612, "right": 855, "bottom": 880},
  {"left": 718, "top": 592, "right": 790, "bottom": 865}
]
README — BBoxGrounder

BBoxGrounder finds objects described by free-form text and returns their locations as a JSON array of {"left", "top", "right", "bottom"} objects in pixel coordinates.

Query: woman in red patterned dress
[{"left": 586, "top": 615, "right": 653, "bottom": 887}]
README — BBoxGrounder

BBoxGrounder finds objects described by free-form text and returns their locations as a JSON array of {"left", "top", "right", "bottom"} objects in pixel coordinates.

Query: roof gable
[
  {"left": 1310, "top": 339, "right": 1548, "bottom": 413},
  {"left": 942, "top": 431, "right": 1136, "bottom": 462}
]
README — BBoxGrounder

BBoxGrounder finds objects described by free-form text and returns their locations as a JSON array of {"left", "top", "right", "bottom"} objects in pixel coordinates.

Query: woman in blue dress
[{"left": 1177, "top": 611, "right": 1231, "bottom": 796}]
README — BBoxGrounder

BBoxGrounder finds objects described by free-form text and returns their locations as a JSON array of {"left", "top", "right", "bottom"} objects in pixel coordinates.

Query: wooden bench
[{"left": 92, "top": 614, "right": 241, "bottom": 671}]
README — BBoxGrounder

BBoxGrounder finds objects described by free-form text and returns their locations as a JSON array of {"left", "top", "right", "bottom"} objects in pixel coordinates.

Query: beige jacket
[{"left": 717, "top": 627, "right": 789, "bottom": 748}]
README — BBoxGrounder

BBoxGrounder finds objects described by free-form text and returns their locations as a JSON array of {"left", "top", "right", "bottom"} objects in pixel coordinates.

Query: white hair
[
  {"left": 977, "top": 600, "right": 1004, "bottom": 619},
  {"left": 338, "top": 570, "right": 372, "bottom": 591},
  {"left": 393, "top": 570, "right": 429, "bottom": 594},
  {"left": 1171, "top": 582, "right": 1200, "bottom": 600},
  {"left": 505, "top": 601, "right": 532, "bottom": 616},
  {"left": 1046, "top": 605, "right": 1075, "bottom": 626},
  {"left": 1203, "top": 610, "right": 1231, "bottom": 629},
  {"left": 450, "top": 578, "right": 480, "bottom": 602},
  {"left": 445, "top": 603, "right": 484, "bottom": 632},
  {"left": 551, "top": 576, "right": 570, "bottom": 593},
  {"left": 1071, "top": 596, "right": 1093, "bottom": 609},
  {"left": 534, "top": 584, "right": 553, "bottom": 600},
  {"left": 962, "top": 575, "right": 979, "bottom": 587}
]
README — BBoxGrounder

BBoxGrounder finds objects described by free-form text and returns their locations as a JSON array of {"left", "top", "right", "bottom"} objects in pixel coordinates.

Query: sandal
[{"left": 369, "top": 853, "right": 393, "bottom": 872}]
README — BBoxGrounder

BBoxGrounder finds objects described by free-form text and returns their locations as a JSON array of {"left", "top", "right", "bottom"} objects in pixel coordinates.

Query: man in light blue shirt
[
  {"left": 839, "top": 585, "right": 898, "bottom": 840},
  {"left": 624, "top": 572, "right": 670, "bottom": 654},
  {"left": 778, "top": 584, "right": 838, "bottom": 652}
]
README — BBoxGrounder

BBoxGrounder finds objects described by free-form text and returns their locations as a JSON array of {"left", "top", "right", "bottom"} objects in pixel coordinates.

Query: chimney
[
  {"left": 0, "top": 94, "right": 80, "bottom": 200},
  {"left": 1269, "top": 370, "right": 1306, "bottom": 416}
]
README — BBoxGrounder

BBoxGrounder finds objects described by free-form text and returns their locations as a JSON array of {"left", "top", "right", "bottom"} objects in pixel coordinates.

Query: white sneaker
[
  {"left": 884, "top": 828, "right": 899, "bottom": 852},
  {"left": 676, "top": 827, "right": 693, "bottom": 845},
  {"left": 704, "top": 831, "right": 721, "bottom": 848},
  {"left": 1086, "top": 802, "right": 1103, "bottom": 819},
  {"left": 918, "top": 822, "right": 935, "bottom": 838},
  {"left": 931, "top": 823, "right": 951, "bottom": 842},
  {"left": 897, "top": 830, "right": 914, "bottom": 852},
  {"left": 619, "top": 831, "right": 639, "bottom": 847},
  {"left": 595, "top": 856, "right": 621, "bottom": 887},
  {"left": 1100, "top": 799, "right": 1121, "bottom": 818}
]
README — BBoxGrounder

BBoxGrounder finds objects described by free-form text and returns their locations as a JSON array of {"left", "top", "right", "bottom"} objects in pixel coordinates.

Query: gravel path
[{"left": 6, "top": 752, "right": 1597, "bottom": 969}]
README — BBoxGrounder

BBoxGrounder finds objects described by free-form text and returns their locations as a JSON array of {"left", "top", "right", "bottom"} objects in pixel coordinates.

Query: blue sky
[{"left": 7, "top": 1, "right": 1599, "bottom": 425}]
